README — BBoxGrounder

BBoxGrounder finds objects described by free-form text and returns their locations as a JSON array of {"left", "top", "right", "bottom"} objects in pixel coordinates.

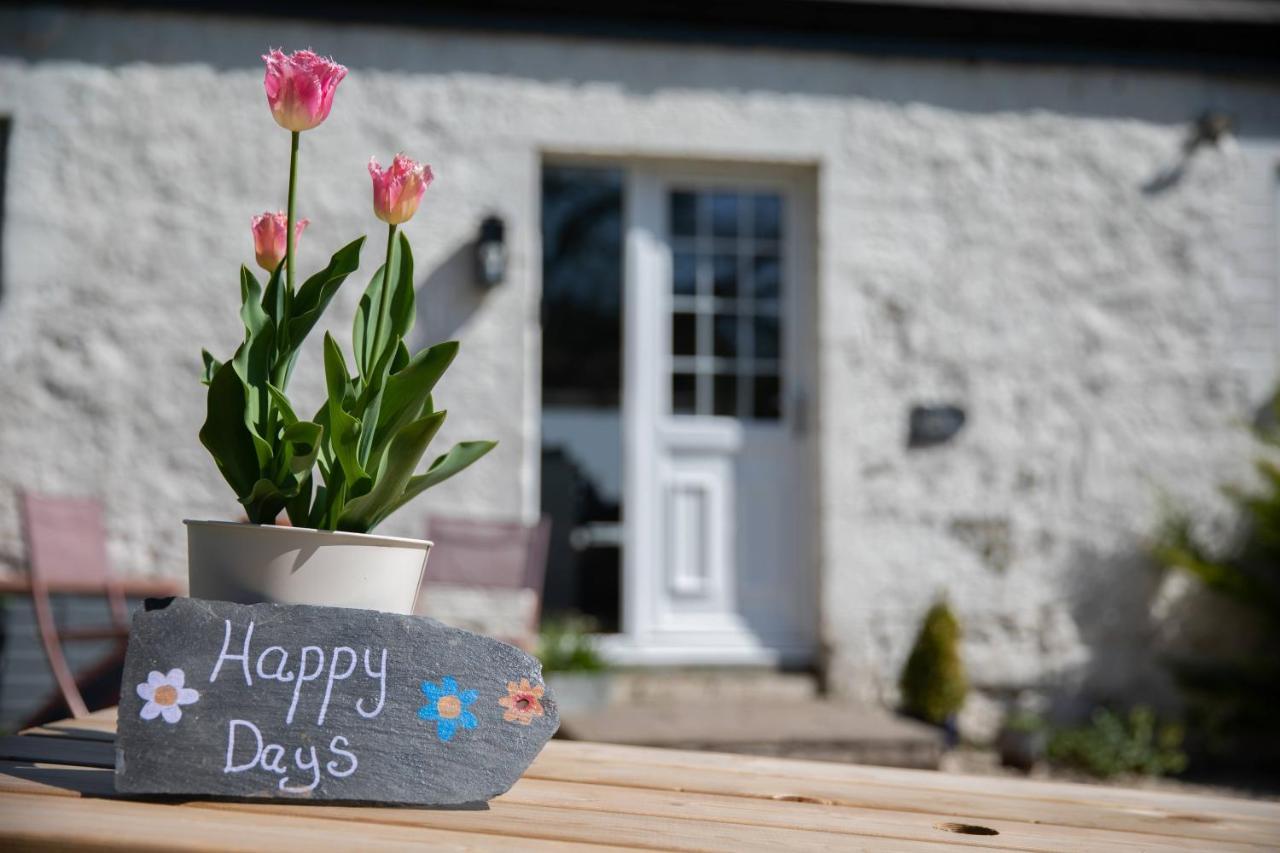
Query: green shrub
[
  {"left": 1047, "top": 706, "right": 1186, "bottom": 779},
  {"left": 899, "top": 601, "right": 967, "bottom": 725},
  {"left": 537, "top": 616, "right": 608, "bottom": 674},
  {"left": 1150, "top": 395, "right": 1280, "bottom": 763}
]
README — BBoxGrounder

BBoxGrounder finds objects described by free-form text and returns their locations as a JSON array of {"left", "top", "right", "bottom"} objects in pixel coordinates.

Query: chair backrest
[
  {"left": 21, "top": 493, "right": 115, "bottom": 592},
  {"left": 422, "top": 515, "right": 552, "bottom": 593},
  {"left": 21, "top": 492, "right": 128, "bottom": 719}
]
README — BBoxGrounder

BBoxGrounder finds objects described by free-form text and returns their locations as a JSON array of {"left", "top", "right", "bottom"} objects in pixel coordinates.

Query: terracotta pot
[{"left": 185, "top": 520, "right": 431, "bottom": 614}]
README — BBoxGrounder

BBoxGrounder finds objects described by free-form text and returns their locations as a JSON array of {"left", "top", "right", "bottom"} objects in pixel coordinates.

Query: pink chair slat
[
  {"left": 419, "top": 516, "right": 552, "bottom": 646},
  {"left": 22, "top": 494, "right": 114, "bottom": 589},
  {"left": 20, "top": 493, "right": 131, "bottom": 721},
  {"left": 423, "top": 516, "right": 551, "bottom": 592}
]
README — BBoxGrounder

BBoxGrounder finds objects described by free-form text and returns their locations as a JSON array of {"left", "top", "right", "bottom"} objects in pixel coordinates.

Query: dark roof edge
[
  {"left": 47, "top": 2, "right": 1280, "bottom": 74},
  {"left": 817, "top": 0, "right": 1280, "bottom": 25}
]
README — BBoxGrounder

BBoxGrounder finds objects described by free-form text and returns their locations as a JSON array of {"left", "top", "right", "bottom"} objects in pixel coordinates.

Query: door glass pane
[
  {"left": 712, "top": 253, "right": 738, "bottom": 298},
  {"left": 753, "top": 374, "right": 781, "bottom": 419},
  {"left": 540, "top": 165, "right": 624, "bottom": 633},
  {"left": 752, "top": 315, "right": 780, "bottom": 360},
  {"left": 672, "top": 312, "right": 697, "bottom": 357},
  {"left": 671, "top": 191, "right": 697, "bottom": 237},
  {"left": 752, "top": 253, "right": 780, "bottom": 300},
  {"left": 668, "top": 186, "right": 785, "bottom": 421},
  {"left": 711, "top": 193, "right": 738, "bottom": 238},
  {"left": 751, "top": 193, "right": 781, "bottom": 240},
  {"left": 542, "top": 167, "right": 623, "bottom": 408},
  {"left": 713, "top": 314, "right": 738, "bottom": 358},
  {"left": 713, "top": 374, "right": 738, "bottom": 417},
  {"left": 672, "top": 372, "right": 697, "bottom": 414},
  {"left": 673, "top": 250, "right": 697, "bottom": 296}
]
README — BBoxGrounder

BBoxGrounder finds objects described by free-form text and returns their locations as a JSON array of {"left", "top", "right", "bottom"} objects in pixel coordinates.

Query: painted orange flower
[{"left": 499, "top": 678, "right": 545, "bottom": 725}]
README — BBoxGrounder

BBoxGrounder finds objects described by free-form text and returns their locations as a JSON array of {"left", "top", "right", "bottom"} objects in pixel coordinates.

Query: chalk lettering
[
  {"left": 318, "top": 646, "right": 357, "bottom": 726},
  {"left": 261, "top": 744, "right": 287, "bottom": 774},
  {"left": 286, "top": 646, "right": 325, "bottom": 725},
  {"left": 326, "top": 736, "right": 358, "bottom": 778},
  {"left": 225, "top": 719, "right": 263, "bottom": 773},
  {"left": 356, "top": 648, "right": 387, "bottom": 719},
  {"left": 280, "top": 746, "right": 321, "bottom": 793},
  {"left": 256, "top": 646, "right": 295, "bottom": 682},
  {"left": 210, "top": 620, "right": 254, "bottom": 686}
]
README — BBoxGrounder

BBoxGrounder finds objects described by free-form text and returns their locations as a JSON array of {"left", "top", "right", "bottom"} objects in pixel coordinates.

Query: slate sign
[{"left": 115, "top": 597, "right": 558, "bottom": 805}]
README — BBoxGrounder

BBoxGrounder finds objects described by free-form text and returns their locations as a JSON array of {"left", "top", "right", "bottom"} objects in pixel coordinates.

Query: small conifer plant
[{"left": 899, "top": 601, "right": 968, "bottom": 725}]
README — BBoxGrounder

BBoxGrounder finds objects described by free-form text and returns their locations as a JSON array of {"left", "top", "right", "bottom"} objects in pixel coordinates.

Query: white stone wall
[{"left": 1, "top": 7, "right": 1277, "bottom": 711}]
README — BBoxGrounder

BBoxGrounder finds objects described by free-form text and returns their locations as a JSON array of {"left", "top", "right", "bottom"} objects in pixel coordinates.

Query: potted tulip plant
[{"left": 187, "top": 50, "right": 495, "bottom": 614}]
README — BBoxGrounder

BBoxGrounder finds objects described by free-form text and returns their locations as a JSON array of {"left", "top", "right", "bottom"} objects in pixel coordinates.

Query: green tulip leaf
[
  {"left": 199, "top": 361, "right": 265, "bottom": 498},
  {"left": 285, "top": 236, "right": 365, "bottom": 362},
  {"left": 379, "top": 440, "right": 498, "bottom": 524},
  {"left": 282, "top": 420, "right": 324, "bottom": 476},
  {"left": 336, "top": 411, "right": 446, "bottom": 532},
  {"left": 267, "top": 384, "right": 298, "bottom": 426},
  {"left": 241, "top": 477, "right": 289, "bottom": 526},
  {"left": 285, "top": 473, "right": 314, "bottom": 528},
  {"left": 323, "top": 333, "right": 369, "bottom": 492},
  {"left": 239, "top": 266, "right": 269, "bottom": 340},
  {"left": 200, "top": 349, "right": 222, "bottom": 386},
  {"left": 378, "top": 341, "right": 457, "bottom": 433},
  {"left": 354, "top": 233, "right": 413, "bottom": 378},
  {"left": 261, "top": 259, "right": 286, "bottom": 330},
  {"left": 388, "top": 232, "right": 415, "bottom": 342}
]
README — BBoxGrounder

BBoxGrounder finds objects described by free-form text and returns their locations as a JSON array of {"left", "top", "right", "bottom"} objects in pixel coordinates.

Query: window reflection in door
[{"left": 539, "top": 165, "right": 624, "bottom": 632}]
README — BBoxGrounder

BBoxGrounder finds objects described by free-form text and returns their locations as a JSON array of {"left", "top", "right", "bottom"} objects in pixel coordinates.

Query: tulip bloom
[
  {"left": 251, "top": 212, "right": 309, "bottom": 273},
  {"left": 369, "top": 154, "right": 434, "bottom": 225},
  {"left": 262, "top": 49, "right": 348, "bottom": 133}
]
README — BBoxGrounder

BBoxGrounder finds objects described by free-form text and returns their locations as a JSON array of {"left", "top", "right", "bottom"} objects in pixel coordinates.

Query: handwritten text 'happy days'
[{"left": 209, "top": 620, "right": 386, "bottom": 792}]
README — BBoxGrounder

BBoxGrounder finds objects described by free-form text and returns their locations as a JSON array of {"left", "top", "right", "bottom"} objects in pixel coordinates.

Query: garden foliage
[
  {"left": 1047, "top": 706, "right": 1186, "bottom": 779},
  {"left": 1151, "top": 396, "right": 1280, "bottom": 763}
]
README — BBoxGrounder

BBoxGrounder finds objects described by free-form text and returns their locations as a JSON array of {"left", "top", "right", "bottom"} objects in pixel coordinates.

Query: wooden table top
[{"left": 1, "top": 707, "right": 1277, "bottom": 851}]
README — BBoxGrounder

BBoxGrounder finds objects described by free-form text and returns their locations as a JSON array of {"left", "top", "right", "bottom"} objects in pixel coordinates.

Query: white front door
[{"left": 613, "top": 165, "right": 816, "bottom": 666}]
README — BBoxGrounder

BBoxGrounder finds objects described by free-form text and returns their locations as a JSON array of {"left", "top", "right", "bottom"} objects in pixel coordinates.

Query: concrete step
[
  {"left": 559, "top": 699, "right": 945, "bottom": 770},
  {"left": 609, "top": 668, "right": 820, "bottom": 704}
]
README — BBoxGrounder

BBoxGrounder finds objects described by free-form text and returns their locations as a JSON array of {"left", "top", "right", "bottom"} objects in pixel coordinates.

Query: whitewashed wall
[{"left": 1, "top": 7, "right": 1277, "bottom": 716}]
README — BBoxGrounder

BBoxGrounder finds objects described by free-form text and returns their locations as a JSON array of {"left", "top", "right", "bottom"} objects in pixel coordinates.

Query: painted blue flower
[{"left": 418, "top": 676, "right": 479, "bottom": 742}]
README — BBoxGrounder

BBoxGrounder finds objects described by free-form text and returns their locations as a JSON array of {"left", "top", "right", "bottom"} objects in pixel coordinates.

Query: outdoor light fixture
[
  {"left": 475, "top": 215, "right": 507, "bottom": 288},
  {"left": 1190, "top": 110, "right": 1232, "bottom": 150}
]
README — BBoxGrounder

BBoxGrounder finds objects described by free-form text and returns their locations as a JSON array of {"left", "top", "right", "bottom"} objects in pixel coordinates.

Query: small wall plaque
[
  {"left": 908, "top": 404, "right": 967, "bottom": 448},
  {"left": 115, "top": 597, "right": 558, "bottom": 805}
]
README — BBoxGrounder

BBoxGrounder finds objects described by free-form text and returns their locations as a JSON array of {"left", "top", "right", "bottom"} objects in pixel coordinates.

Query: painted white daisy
[{"left": 136, "top": 668, "right": 200, "bottom": 724}]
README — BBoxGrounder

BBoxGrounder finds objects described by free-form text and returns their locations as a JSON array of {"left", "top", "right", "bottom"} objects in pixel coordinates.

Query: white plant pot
[{"left": 185, "top": 520, "right": 431, "bottom": 614}]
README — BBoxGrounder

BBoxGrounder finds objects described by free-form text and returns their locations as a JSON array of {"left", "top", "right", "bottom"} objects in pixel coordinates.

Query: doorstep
[{"left": 558, "top": 698, "right": 945, "bottom": 770}]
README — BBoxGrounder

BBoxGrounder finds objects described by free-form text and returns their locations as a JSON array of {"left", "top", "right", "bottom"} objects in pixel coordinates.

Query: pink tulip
[
  {"left": 262, "top": 49, "right": 347, "bottom": 133},
  {"left": 369, "top": 154, "right": 434, "bottom": 225},
  {"left": 251, "top": 212, "right": 309, "bottom": 272}
]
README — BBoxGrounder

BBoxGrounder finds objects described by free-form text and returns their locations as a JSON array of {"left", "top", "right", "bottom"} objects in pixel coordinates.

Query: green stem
[
  {"left": 285, "top": 131, "right": 300, "bottom": 298},
  {"left": 368, "top": 222, "right": 397, "bottom": 378}
]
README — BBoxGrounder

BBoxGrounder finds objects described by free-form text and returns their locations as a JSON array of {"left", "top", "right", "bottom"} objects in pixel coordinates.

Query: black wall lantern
[{"left": 475, "top": 214, "right": 507, "bottom": 288}]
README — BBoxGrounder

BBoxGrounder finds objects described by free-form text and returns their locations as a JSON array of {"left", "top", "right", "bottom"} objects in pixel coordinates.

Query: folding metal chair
[
  {"left": 20, "top": 493, "right": 133, "bottom": 719},
  {"left": 417, "top": 515, "right": 552, "bottom": 647}
]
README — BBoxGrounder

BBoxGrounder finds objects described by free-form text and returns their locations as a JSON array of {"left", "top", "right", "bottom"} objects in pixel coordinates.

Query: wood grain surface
[{"left": 1, "top": 707, "right": 1277, "bottom": 851}]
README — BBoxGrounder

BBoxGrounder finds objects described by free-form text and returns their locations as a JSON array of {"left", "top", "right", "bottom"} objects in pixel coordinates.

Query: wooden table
[
  {"left": 0, "top": 577, "right": 180, "bottom": 596},
  {"left": 1, "top": 708, "right": 1276, "bottom": 851}
]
